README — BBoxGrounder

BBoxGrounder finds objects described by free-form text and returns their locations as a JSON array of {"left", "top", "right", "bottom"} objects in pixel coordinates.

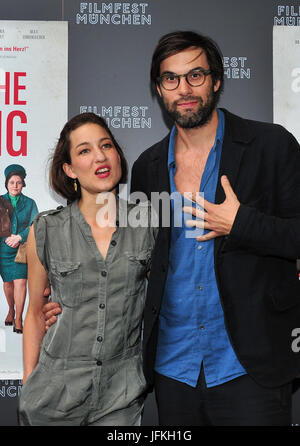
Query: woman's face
[
  {"left": 63, "top": 123, "right": 122, "bottom": 197},
  {"left": 7, "top": 175, "right": 23, "bottom": 197}
]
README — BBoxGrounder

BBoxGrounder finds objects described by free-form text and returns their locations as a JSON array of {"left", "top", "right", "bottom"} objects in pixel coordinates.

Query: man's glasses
[{"left": 157, "top": 68, "right": 212, "bottom": 91}]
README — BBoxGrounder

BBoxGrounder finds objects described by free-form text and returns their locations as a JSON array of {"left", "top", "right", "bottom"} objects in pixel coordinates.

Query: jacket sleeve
[{"left": 230, "top": 131, "right": 300, "bottom": 260}]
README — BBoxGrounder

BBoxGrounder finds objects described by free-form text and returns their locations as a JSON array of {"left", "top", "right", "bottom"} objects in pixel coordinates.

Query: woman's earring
[{"left": 74, "top": 179, "right": 78, "bottom": 192}]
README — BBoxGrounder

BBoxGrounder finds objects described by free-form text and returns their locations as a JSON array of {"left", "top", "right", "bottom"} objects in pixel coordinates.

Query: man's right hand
[{"left": 42, "top": 301, "right": 62, "bottom": 332}]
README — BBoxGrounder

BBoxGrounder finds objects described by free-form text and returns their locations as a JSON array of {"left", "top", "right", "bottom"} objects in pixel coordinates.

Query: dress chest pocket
[
  {"left": 126, "top": 249, "right": 152, "bottom": 296},
  {"left": 49, "top": 260, "right": 83, "bottom": 308}
]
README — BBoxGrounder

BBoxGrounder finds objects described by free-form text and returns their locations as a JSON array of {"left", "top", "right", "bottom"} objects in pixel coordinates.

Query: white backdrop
[{"left": 273, "top": 26, "right": 300, "bottom": 143}]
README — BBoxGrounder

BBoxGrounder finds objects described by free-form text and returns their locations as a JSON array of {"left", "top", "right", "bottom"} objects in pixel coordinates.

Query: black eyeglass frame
[{"left": 157, "top": 68, "right": 213, "bottom": 91}]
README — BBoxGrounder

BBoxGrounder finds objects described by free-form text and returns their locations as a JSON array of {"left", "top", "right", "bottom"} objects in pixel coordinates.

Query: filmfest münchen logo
[
  {"left": 274, "top": 5, "right": 300, "bottom": 26},
  {"left": 76, "top": 2, "right": 151, "bottom": 25},
  {"left": 80, "top": 104, "right": 152, "bottom": 129},
  {"left": 223, "top": 57, "right": 251, "bottom": 80},
  {"left": 0, "top": 381, "right": 22, "bottom": 398}
]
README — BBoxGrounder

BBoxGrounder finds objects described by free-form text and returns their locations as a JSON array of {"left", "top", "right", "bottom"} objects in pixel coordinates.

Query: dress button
[
  {"left": 198, "top": 286, "right": 203, "bottom": 291},
  {"left": 97, "top": 336, "right": 103, "bottom": 342},
  {"left": 99, "top": 303, "right": 105, "bottom": 309},
  {"left": 152, "top": 306, "right": 157, "bottom": 315},
  {"left": 61, "top": 272, "right": 67, "bottom": 277},
  {"left": 101, "top": 271, "right": 107, "bottom": 277},
  {"left": 200, "top": 325, "right": 205, "bottom": 330},
  {"left": 198, "top": 245, "right": 203, "bottom": 250},
  {"left": 96, "top": 360, "right": 102, "bottom": 366},
  {"left": 111, "top": 240, "right": 117, "bottom": 246}
]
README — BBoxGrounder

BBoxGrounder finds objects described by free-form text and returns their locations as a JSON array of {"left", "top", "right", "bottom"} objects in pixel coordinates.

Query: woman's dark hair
[
  {"left": 50, "top": 112, "right": 128, "bottom": 202},
  {"left": 5, "top": 172, "right": 26, "bottom": 190},
  {"left": 150, "top": 30, "right": 224, "bottom": 101}
]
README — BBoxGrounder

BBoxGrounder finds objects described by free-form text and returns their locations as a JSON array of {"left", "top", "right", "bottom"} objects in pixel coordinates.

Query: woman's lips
[{"left": 95, "top": 165, "right": 111, "bottom": 178}]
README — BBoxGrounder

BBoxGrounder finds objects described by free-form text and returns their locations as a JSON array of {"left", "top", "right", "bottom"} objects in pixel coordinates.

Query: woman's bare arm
[{"left": 22, "top": 224, "right": 49, "bottom": 384}]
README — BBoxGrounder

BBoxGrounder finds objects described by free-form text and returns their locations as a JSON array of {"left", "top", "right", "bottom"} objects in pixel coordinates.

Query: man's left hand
[{"left": 182, "top": 175, "right": 240, "bottom": 241}]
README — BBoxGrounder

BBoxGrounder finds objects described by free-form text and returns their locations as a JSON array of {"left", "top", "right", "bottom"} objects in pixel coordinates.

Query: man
[{"left": 44, "top": 31, "right": 300, "bottom": 425}]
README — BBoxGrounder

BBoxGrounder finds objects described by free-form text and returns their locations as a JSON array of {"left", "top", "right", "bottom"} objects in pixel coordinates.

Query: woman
[
  {"left": 18, "top": 113, "right": 156, "bottom": 426},
  {"left": 0, "top": 165, "right": 38, "bottom": 333}
]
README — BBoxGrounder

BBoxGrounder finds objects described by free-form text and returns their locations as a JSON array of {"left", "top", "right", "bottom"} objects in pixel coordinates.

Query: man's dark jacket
[{"left": 130, "top": 108, "right": 300, "bottom": 390}]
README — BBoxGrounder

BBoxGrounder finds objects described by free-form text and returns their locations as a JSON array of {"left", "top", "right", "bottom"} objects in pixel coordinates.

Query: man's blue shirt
[{"left": 155, "top": 109, "right": 246, "bottom": 388}]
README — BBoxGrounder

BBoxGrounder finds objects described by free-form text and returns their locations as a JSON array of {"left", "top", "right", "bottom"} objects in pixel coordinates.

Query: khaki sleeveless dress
[{"left": 18, "top": 199, "right": 157, "bottom": 426}]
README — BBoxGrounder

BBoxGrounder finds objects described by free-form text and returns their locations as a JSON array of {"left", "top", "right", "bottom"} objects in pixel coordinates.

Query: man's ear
[
  {"left": 156, "top": 83, "right": 162, "bottom": 97},
  {"left": 214, "top": 78, "right": 221, "bottom": 93}
]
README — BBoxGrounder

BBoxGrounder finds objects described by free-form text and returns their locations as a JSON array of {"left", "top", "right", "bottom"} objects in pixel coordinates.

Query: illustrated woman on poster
[
  {"left": 18, "top": 113, "right": 157, "bottom": 426},
  {"left": 0, "top": 164, "right": 38, "bottom": 334}
]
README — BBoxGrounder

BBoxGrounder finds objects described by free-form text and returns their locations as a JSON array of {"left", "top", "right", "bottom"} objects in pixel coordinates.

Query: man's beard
[{"left": 163, "top": 85, "right": 219, "bottom": 129}]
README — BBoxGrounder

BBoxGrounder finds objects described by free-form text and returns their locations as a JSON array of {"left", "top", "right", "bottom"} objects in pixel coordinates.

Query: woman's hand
[{"left": 5, "top": 234, "right": 22, "bottom": 248}]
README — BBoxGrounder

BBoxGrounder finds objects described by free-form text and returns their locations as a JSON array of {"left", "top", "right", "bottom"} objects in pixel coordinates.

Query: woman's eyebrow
[{"left": 75, "top": 137, "right": 111, "bottom": 149}]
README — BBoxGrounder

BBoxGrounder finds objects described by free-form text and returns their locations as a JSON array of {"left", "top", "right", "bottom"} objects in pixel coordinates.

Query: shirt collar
[
  {"left": 168, "top": 108, "right": 225, "bottom": 170},
  {"left": 8, "top": 193, "right": 21, "bottom": 208}
]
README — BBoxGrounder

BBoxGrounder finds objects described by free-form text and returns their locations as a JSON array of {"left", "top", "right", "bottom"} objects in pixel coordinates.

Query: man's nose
[{"left": 177, "top": 76, "right": 193, "bottom": 95}]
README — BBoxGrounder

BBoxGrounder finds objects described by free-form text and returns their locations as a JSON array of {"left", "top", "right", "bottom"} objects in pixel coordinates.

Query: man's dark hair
[
  {"left": 50, "top": 112, "right": 128, "bottom": 202},
  {"left": 150, "top": 30, "right": 224, "bottom": 100}
]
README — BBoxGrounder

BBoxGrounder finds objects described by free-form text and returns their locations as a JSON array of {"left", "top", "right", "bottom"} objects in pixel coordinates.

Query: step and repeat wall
[{"left": 0, "top": 0, "right": 299, "bottom": 426}]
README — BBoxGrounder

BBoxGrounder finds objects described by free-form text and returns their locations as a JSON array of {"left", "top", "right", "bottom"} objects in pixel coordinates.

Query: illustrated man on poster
[{"left": 44, "top": 31, "right": 300, "bottom": 426}]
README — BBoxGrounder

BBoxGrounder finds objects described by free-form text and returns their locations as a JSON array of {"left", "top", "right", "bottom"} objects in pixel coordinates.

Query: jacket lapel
[
  {"left": 215, "top": 109, "right": 253, "bottom": 203},
  {"left": 16, "top": 194, "right": 25, "bottom": 211},
  {"left": 149, "top": 133, "right": 171, "bottom": 251},
  {"left": 214, "top": 109, "right": 254, "bottom": 254},
  {"left": 150, "top": 134, "right": 170, "bottom": 195}
]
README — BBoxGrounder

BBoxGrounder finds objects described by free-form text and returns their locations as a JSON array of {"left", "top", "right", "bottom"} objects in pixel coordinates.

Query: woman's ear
[{"left": 62, "top": 163, "right": 77, "bottom": 180}]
